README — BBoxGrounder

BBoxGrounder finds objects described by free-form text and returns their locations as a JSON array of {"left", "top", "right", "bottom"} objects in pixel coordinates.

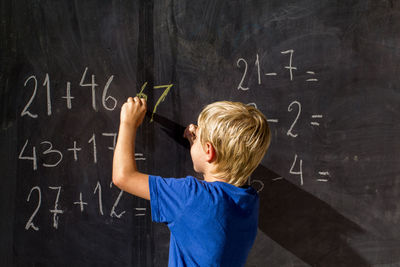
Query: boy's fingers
[
  {"left": 183, "top": 126, "right": 191, "bottom": 138},
  {"left": 134, "top": 96, "right": 147, "bottom": 108},
  {"left": 127, "top": 97, "right": 133, "bottom": 103},
  {"left": 137, "top": 97, "right": 145, "bottom": 107},
  {"left": 183, "top": 124, "right": 197, "bottom": 140},
  {"left": 141, "top": 98, "right": 147, "bottom": 109},
  {"left": 189, "top": 124, "right": 197, "bottom": 135}
]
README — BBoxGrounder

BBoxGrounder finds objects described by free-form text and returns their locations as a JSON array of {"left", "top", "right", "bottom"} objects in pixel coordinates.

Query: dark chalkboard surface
[{"left": 1, "top": 0, "right": 400, "bottom": 266}]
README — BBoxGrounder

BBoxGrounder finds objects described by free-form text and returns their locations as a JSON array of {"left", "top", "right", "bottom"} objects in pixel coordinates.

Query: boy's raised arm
[{"left": 112, "top": 96, "right": 150, "bottom": 200}]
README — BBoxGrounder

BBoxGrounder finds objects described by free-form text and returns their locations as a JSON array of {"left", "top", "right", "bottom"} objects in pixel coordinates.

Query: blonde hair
[{"left": 197, "top": 101, "right": 271, "bottom": 187}]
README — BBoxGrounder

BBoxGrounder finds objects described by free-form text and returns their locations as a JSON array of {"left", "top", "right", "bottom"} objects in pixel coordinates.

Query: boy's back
[{"left": 149, "top": 175, "right": 259, "bottom": 266}]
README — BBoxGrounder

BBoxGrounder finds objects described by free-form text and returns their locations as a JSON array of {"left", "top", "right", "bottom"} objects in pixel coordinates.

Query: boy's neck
[
  {"left": 203, "top": 172, "right": 227, "bottom": 183},
  {"left": 201, "top": 162, "right": 228, "bottom": 183}
]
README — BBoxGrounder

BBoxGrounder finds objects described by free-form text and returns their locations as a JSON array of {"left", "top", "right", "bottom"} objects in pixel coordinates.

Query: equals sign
[
  {"left": 310, "top": 115, "right": 323, "bottom": 126},
  {"left": 135, "top": 153, "right": 146, "bottom": 160},
  {"left": 306, "top": 71, "right": 318, "bottom": 82},
  {"left": 135, "top": 208, "right": 146, "bottom": 216},
  {"left": 317, "top": 171, "right": 330, "bottom": 182}
]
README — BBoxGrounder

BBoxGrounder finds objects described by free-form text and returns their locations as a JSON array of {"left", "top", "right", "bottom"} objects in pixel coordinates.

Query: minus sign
[
  {"left": 267, "top": 119, "right": 279, "bottom": 123},
  {"left": 306, "top": 79, "right": 318, "bottom": 82},
  {"left": 317, "top": 179, "right": 328, "bottom": 182},
  {"left": 272, "top": 177, "right": 283, "bottom": 181},
  {"left": 265, "top": 73, "right": 277, "bottom": 76},
  {"left": 135, "top": 214, "right": 146, "bottom": 216},
  {"left": 135, "top": 158, "right": 146, "bottom": 160}
]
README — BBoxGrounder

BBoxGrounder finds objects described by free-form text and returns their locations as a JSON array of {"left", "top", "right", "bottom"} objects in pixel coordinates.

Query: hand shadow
[{"left": 149, "top": 112, "right": 190, "bottom": 150}]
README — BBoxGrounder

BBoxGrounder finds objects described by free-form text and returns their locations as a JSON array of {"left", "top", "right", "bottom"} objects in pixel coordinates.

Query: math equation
[
  {"left": 19, "top": 67, "right": 173, "bottom": 231},
  {"left": 238, "top": 49, "right": 331, "bottom": 188}
]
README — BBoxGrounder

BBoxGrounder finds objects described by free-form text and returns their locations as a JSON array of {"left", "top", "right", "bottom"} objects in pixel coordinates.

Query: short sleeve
[{"left": 149, "top": 175, "right": 194, "bottom": 224}]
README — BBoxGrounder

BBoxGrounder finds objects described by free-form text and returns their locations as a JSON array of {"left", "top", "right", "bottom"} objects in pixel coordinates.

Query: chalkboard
[{"left": 1, "top": 0, "right": 400, "bottom": 266}]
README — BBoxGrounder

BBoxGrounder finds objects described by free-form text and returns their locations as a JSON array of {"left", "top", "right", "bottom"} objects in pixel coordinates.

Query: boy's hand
[
  {"left": 120, "top": 97, "right": 147, "bottom": 129},
  {"left": 184, "top": 124, "right": 197, "bottom": 146}
]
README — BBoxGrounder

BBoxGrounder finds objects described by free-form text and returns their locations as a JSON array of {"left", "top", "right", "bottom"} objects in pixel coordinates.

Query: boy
[{"left": 113, "top": 97, "right": 271, "bottom": 266}]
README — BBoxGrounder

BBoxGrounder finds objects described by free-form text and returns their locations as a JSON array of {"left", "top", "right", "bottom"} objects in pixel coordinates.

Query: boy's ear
[{"left": 205, "top": 142, "right": 216, "bottom": 163}]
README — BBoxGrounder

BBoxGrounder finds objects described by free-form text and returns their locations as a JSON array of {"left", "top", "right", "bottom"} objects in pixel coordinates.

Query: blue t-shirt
[{"left": 149, "top": 175, "right": 259, "bottom": 267}]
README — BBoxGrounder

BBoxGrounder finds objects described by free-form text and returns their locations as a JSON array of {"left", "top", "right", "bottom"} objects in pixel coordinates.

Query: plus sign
[
  {"left": 73, "top": 193, "right": 88, "bottom": 212},
  {"left": 67, "top": 141, "right": 82, "bottom": 161}
]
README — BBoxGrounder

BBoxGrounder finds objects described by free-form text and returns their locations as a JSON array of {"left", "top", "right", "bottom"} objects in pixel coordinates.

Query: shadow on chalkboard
[
  {"left": 251, "top": 165, "right": 369, "bottom": 266},
  {"left": 150, "top": 113, "right": 368, "bottom": 266},
  {"left": 149, "top": 112, "right": 190, "bottom": 149}
]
